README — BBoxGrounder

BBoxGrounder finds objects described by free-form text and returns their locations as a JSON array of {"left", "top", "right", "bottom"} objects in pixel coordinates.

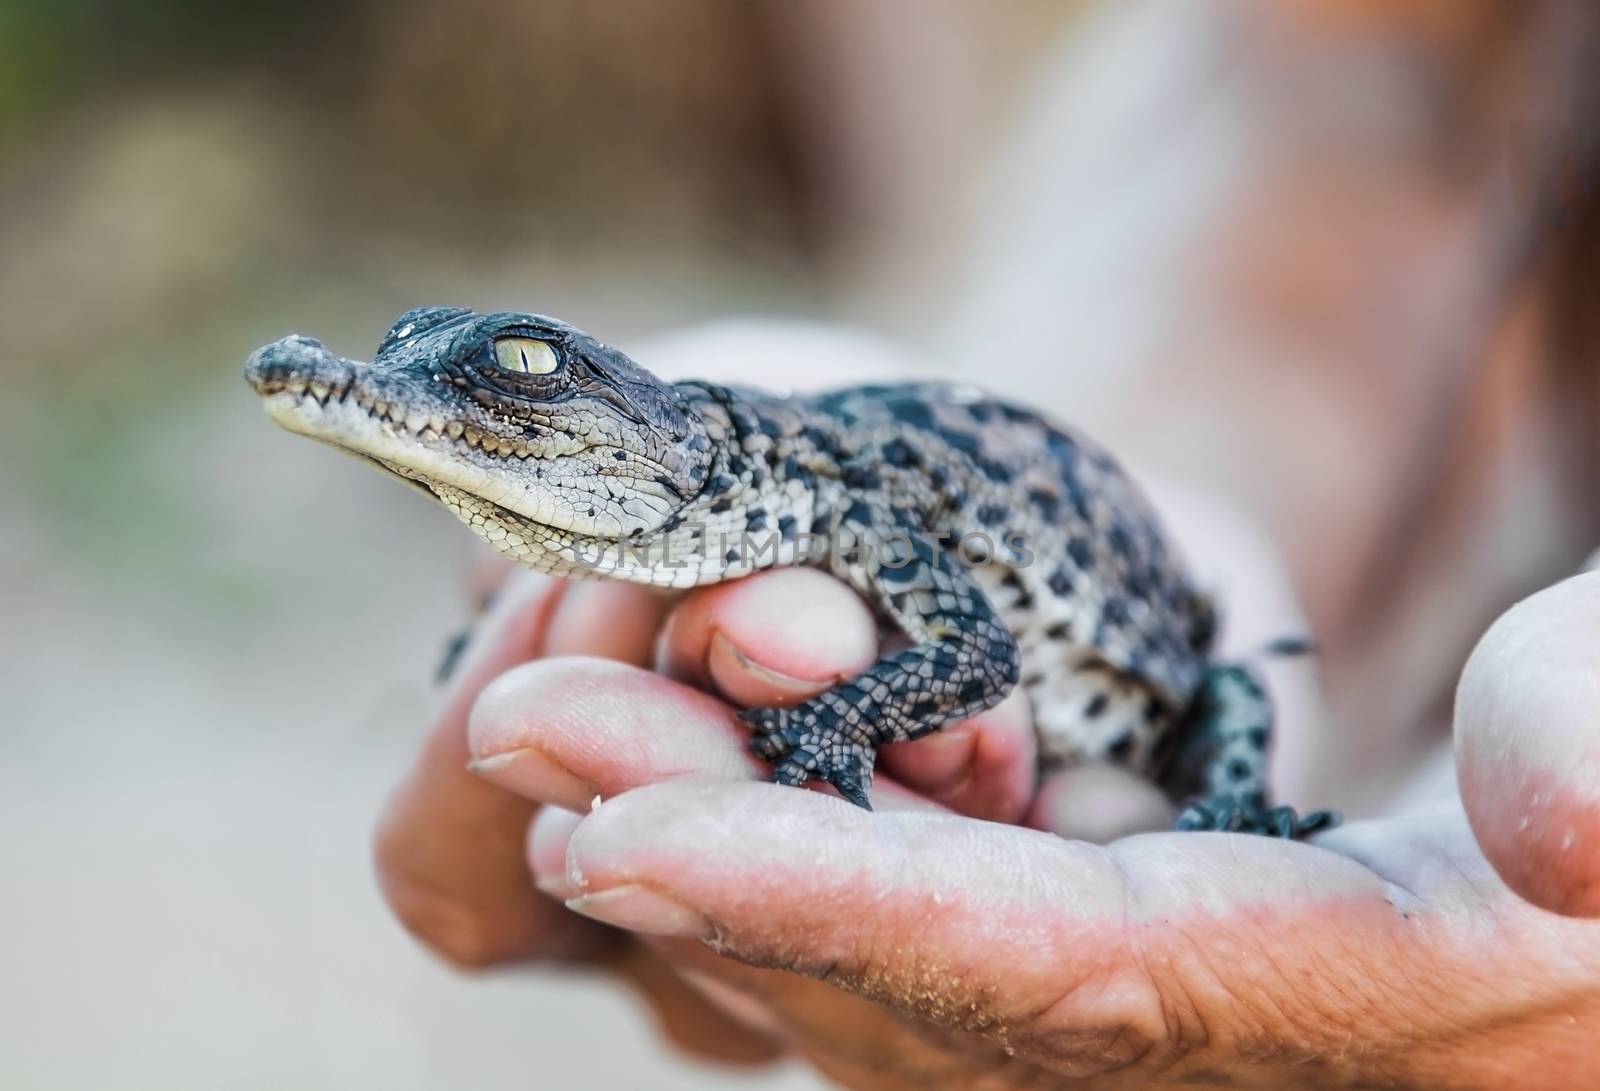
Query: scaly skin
[{"left": 245, "top": 306, "right": 1335, "bottom": 834}]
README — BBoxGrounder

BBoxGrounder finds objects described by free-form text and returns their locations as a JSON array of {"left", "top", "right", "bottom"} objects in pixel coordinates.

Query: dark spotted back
[{"left": 795, "top": 382, "right": 1216, "bottom": 707}]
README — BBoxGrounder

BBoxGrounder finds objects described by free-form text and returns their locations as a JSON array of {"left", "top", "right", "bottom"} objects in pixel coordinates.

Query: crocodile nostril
[{"left": 242, "top": 346, "right": 282, "bottom": 391}]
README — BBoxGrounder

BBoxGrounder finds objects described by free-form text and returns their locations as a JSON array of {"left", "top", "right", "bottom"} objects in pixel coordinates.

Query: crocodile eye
[{"left": 493, "top": 337, "right": 560, "bottom": 376}]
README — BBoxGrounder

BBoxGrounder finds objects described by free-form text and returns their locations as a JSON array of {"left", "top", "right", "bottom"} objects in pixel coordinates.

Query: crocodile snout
[{"left": 245, "top": 335, "right": 359, "bottom": 400}]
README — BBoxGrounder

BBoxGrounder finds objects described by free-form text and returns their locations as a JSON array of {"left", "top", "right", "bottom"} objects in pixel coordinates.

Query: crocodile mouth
[
  {"left": 244, "top": 334, "right": 675, "bottom": 537},
  {"left": 251, "top": 369, "right": 555, "bottom": 460},
  {"left": 246, "top": 335, "right": 558, "bottom": 460}
]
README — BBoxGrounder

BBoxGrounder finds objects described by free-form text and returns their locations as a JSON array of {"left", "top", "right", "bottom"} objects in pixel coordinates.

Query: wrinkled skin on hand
[{"left": 375, "top": 523, "right": 1600, "bottom": 1090}]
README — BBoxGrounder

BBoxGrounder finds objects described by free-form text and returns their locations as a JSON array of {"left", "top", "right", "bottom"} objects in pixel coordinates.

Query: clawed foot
[
  {"left": 1176, "top": 799, "right": 1341, "bottom": 840},
  {"left": 740, "top": 706, "right": 876, "bottom": 810},
  {"left": 434, "top": 623, "right": 474, "bottom": 685}
]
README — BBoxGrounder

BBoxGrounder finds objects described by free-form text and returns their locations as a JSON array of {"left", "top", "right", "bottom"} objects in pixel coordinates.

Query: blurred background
[{"left": 3, "top": 1, "right": 1598, "bottom": 1088}]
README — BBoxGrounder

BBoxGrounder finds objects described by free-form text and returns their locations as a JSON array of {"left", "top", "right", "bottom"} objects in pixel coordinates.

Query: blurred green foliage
[{"left": 0, "top": 0, "right": 332, "bottom": 143}]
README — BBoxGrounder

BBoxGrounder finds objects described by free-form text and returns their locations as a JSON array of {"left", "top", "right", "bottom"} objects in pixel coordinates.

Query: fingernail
[
  {"left": 917, "top": 726, "right": 978, "bottom": 752},
  {"left": 708, "top": 630, "right": 826, "bottom": 703},
  {"left": 468, "top": 746, "right": 594, "bottom": 810},
  {"left": 897, "top": 727, "right": 978, "bottom": 791},
  {"left": 528, "top": 807, "right": 584, "bottom": 900},
  {"left": 565, "top": 884, "right": 709, "bottom": 938},
  {"left": 536, "top": 873, "right": 578, "bottom": 900}
]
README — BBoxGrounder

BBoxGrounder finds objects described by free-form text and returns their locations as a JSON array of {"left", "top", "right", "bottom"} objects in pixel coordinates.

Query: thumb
[{"left": 1456, "top": 572, "right": 1600, "bottom": 917}]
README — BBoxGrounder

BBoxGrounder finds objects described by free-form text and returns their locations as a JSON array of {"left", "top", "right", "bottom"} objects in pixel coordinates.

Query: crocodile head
[{"left": 245, "top": 307, "right": 713, "bottom": 538}]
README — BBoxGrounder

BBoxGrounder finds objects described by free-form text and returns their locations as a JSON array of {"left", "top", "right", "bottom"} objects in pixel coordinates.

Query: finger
[
  {"left": 641, "top": 940, "right": 1005, "bottom": 1091},
  {"left": 1456, "top": 572, "right": 1600, "bottom": 917},
  {"left": 528, "top": 811, "right": 784, "bottom": 1067},
  {"left": 530, "top": 807, "right": 989, "bottom": 1086},
  {"left": 528, "top": 805, "right": 587, "bottom": 901},
  {"left": 559, "top": 780, "right": 1441, "bottom": 1082},
  {"left": 601, "top": 943, "right": 787, "bottom": 1067},
  {"left": 463, "top": 547, "right": 514, "bottom": 609},
  {"left": 375, "top": 572, "right": 586, "bottom": 968},
  {"left": 1026, "top": 761, "right": 1175, "bottom": 842},
  {"left": 467, "top": 657, "right": 936, "bottom": 813},
  {"left": 545, "top": 579, "right": 675, "bottom": 664},
  {"left": 878, "top": 688, "right": 1038, "bottom": 823},
  {"left": 660, "top": 567, "right": 1037, "bottom": 816},
  {"left": 376, "top": 576, "right": 668, "bottom": 968},
  {"left": 656, "top": 567, "right": 878, "bottom": 705}
]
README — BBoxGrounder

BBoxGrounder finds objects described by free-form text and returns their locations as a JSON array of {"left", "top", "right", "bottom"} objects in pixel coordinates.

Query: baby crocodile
[{"left": 246, "top": 306, "right": 1336, "bottom": 837}]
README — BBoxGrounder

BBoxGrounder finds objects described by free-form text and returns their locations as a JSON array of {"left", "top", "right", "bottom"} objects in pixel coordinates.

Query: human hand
[
  {"left": 377, "top": 525, "right": 1600, "bottom": 1091},
  {"left": 372, "top": 557, "right": 1058, "bottom": 1062}
]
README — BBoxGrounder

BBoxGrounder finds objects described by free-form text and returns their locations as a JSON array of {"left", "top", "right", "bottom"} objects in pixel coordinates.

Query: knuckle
[{"left": 1008, "top": 960, "right": 1192, "bottom": 1078}]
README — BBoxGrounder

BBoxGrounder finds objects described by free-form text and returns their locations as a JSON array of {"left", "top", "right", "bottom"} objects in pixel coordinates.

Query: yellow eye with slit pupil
[{"left": 493, "top": 337, "right": 560, "bottom": 375}]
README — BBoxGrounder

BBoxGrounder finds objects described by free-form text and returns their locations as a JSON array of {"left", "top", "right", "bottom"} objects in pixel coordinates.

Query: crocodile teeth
[
  {"left": 445, "top": 422, "right": 464, "bottom": 440},
  {"left": 309, "top": 381, "right": 330, "bottom": 402}
]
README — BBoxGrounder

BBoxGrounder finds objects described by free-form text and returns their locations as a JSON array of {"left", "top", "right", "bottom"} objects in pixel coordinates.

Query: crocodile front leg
[{"left": 742, "top": 504, "right": 1021, "bottom": 807}]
